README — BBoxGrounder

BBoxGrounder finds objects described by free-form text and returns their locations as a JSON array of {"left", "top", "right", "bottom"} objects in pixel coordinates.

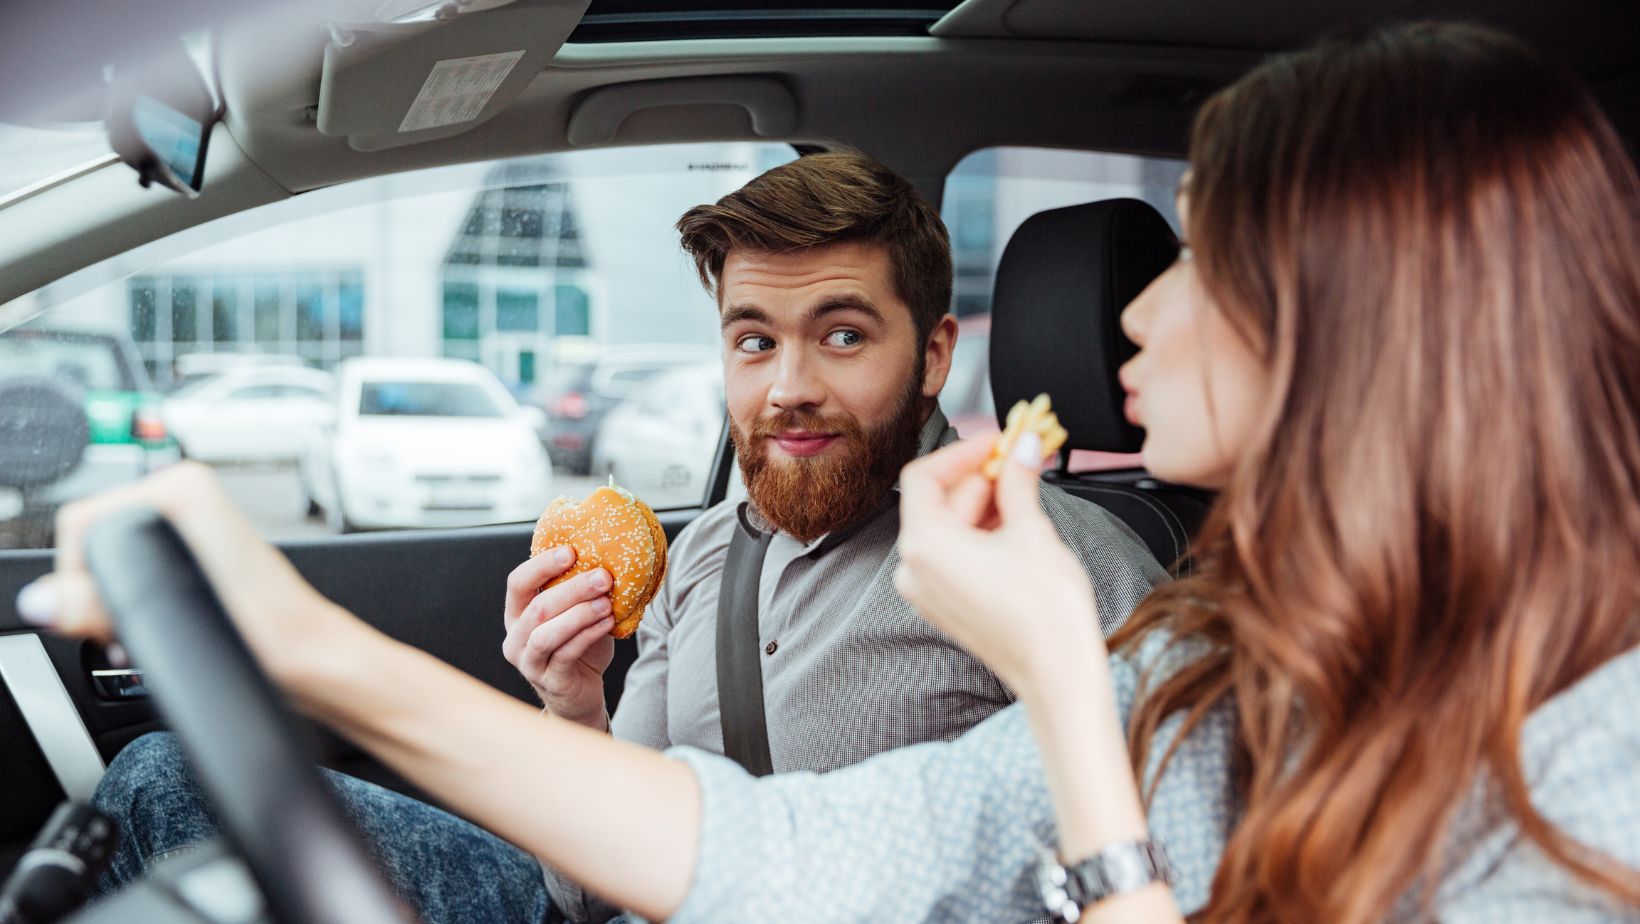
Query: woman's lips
[{"left": 771, "top": 433, "right": 840, "bottom": 457}]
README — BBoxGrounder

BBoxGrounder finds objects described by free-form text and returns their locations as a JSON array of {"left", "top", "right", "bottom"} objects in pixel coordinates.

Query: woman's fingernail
[
  {"left": 106, "top": 644, "right": 130, "bottom": 669},
  {"left": 1012, "top": 431, "right": 1042, "bottom": 467},
  {"left": 555, "top": 547, "right": 573, "bottom": 566},
  {"left": 15, "top": 581, "right": 58, "bottom": 627}
]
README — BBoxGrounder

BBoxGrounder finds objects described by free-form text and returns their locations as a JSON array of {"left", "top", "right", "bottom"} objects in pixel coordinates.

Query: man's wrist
[{"left": 543, "top": 697, "right": 610, "bottom": 733}]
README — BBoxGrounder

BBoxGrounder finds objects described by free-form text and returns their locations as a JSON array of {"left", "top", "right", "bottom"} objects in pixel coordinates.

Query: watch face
[{"left": 1105, "top": 846, "right": 1148, "bottom": 892}]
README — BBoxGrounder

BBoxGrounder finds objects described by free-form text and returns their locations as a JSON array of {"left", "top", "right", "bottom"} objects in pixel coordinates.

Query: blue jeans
[{"left": 92, "top": 732, "right": 556, "bottom": 924}]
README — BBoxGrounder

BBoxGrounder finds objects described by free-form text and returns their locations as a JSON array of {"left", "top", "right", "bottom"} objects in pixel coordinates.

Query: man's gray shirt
[{"left": 543, "top": 409, "right": 1167, "bottom": 921}]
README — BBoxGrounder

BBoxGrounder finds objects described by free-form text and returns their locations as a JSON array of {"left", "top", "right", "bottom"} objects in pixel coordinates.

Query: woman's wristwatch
[{"left": 1034, "top": 839, "right": 1175, "bottom": 923}]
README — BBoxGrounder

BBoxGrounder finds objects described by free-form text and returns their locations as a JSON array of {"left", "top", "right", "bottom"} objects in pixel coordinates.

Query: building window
[
  {"left": 496, "top": 288, "right": 539, "bottom": 332},
  {"left": 440, "top": 160, "right": 595, "bottom": 359},
  {"left": 126, "top": 270, "right": 365, "bottom": 383},
  {"left": 554, "top": 284, "right": 590, "bottom": 336},
  {"left": 442, "top": 281, "right": 480, "bottom": 339}
]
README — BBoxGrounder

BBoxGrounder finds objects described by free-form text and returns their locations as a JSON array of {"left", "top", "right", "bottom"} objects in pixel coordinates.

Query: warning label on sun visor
[{"left": 399, "top": 51, "right": 524, "bottom": 133}]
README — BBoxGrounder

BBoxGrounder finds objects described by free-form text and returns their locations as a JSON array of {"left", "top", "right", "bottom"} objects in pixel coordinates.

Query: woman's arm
[
  {"left": 1017, "top": 643, "right": 1183, "bottom": 923},
  {"left": 895, "top": 436, "right": 1184, "bottom": 922},
  {"left": 289, "top": 613, "right": 701, "bottom": 920},
  {"left": 34, "top": 462, "right": 700, "bottom": 921}
]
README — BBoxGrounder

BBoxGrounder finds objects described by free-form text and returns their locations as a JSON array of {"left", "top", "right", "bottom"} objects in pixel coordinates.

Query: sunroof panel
[{"left": 568, "top": 0, "right": 962, "bottom": 42}]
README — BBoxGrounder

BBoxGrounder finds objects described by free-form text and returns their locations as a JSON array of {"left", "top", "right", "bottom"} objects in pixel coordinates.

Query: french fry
[{"left": 982, "top": 392, "right": 1068, "bottom": 479}]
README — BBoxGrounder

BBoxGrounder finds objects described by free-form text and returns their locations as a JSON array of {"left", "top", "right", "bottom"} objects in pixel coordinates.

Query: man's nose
[{"left": 766, "top": 346, "right": 826, "bottom": 411}]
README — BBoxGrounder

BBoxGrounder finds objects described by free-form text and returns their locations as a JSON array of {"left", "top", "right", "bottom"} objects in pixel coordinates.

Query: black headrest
[{"left": 989, "top": 198, "right": 1179, "bottom": 455}]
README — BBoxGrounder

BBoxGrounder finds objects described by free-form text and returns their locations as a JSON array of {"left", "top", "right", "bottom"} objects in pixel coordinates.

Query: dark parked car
[{"left": 531, "top": 345, "right": 716, "bottom": 474}]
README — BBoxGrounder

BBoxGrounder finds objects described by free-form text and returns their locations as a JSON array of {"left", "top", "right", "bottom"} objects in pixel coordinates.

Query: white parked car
[
  {"left": 163, "top": 366, "right": 335, "bottom": 463},
  {"left": 593, "top": 362, "right": 724, "bottom": 510},
  {"left": 300, "top": 358, "right": 553, "bottom": 532}
]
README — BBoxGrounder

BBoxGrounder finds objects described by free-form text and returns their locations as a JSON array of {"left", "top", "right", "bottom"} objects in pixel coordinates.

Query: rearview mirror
[{"left": 105, "top": 39, "right": 220, "bottom": 197}]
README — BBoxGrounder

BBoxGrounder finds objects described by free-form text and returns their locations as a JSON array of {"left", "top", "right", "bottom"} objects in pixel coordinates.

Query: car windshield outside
[
  {"left": 1, "top": 142, "right": 798, "bottom": 544},
  {"left": 360, "top": 381, "right": 506, "bottom": 418},
  {"left": 2, "top": 141, "right": 1186, "bottom": 547}
]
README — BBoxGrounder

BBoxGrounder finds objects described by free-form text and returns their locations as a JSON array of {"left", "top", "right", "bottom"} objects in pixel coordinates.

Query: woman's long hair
[{"left": 1111, "top": 22, "right": 1640, "bottom": 922}]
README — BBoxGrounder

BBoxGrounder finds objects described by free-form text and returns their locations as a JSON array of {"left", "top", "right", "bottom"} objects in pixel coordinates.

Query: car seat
[{"left": 989, "top": 198, "right": 1213, "bottom": 571}]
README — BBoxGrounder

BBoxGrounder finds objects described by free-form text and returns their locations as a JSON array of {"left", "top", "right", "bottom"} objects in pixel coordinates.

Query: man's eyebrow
[
  {"left": 808, "top": 294, "right": 885, "bottom": 325},
  {"left": 721, "top": 304, "right": 772, "bottom": 329}
]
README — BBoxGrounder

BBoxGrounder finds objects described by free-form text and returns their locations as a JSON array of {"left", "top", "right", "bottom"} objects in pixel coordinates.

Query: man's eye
[
  {"left": 737, "top": 334, "right": 775, "bottom": 353},
  {"left": 824, "top": 329, "right": 863, "bottom": 348}
]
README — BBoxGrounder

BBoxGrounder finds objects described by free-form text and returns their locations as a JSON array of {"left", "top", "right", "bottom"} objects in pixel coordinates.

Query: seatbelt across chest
[{"left": 716, "top": 523, "right": 775, "bottom": 776}]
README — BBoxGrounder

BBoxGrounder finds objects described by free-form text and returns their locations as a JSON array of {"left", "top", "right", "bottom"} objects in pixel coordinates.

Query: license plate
[{"left": 427, "top": 490, "right": 491, "bottom": 510}]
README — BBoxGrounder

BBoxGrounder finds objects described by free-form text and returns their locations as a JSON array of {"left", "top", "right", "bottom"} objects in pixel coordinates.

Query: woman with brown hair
[
  {"left": 23, "top": 19, "right": 1640, "bottom": 924},
  {"left": 890, "top": 20, "right": 1640, "bottom": 922}
]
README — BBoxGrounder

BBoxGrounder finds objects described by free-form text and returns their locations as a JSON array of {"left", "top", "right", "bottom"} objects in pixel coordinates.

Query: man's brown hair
[{"left": 676, "top": 150, "right": 953, "bottom": 344}]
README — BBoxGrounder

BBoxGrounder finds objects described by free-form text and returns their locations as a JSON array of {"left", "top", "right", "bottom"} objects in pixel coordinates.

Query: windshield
[
  {"left": 359, "top": 381, "right": 507, "bottom": 418},
  {"left": 1, "top": 141, "right": 798, "bottom": 546}
]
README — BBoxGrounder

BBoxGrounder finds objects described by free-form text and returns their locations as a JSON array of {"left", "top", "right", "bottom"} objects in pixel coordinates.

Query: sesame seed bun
[{"left": 529, "top": 484, "right": 668, "bottom": 639}]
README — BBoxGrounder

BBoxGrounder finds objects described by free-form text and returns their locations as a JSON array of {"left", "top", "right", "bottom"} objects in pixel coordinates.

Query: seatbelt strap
[{"left": 716, "top": 523, "right": 775, "bottom": 776}]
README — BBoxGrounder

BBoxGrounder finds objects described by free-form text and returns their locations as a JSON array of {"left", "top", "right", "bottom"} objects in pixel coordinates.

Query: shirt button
[{"left": 764, "top": 640, "right": 778, "bottom": 655}]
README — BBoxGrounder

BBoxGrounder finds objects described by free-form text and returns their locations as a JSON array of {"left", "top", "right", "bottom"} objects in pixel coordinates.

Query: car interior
[{"left": 0, "top": 0, "right": 1636, "bottom": 920}]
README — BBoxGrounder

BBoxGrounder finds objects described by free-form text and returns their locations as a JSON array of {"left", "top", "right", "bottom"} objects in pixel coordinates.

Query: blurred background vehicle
[
  {"left": 162, "top": 365, "right": 334, "bottom": 463},
  {"left": 530, "top": 343, "right": 718, "bottom": 474},
  {"left": 168, "top": 350, "right": 307, "bottom": 393},
  {"left": 299, "top": 357, "right": 553, "bottom": 533},
  {"left": 0, "top": 325, "right": 178, "bottom": 548},
  {"left": 593, "top": 361, "right": 724, "bottom": 509}
]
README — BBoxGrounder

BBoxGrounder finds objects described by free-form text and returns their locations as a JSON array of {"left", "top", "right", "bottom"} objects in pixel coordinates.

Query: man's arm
[{"left": 1039, "top": 485, "right": 1169, "bottom": 635}]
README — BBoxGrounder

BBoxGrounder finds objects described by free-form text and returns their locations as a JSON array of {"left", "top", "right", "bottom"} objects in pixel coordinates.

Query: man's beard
[{"left": 730, "top": 369, "right": 926, "bottom": 545}]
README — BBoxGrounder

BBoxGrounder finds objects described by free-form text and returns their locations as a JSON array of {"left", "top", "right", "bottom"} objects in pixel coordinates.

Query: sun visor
[{"left": 315, "top": 0, "right": 589, "bottom": 152}]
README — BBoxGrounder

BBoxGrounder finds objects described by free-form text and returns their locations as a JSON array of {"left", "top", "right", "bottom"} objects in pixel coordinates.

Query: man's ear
[{"left": 920, "top": 313, "right": 960, "bottom": 400}]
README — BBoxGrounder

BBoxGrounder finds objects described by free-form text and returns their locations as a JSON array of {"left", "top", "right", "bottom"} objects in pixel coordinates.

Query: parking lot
[{"left": 214, "top": 462, "right": 603, "bottom": 541}]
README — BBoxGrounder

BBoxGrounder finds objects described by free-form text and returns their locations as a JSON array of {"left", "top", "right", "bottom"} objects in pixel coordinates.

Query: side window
[
  {"left": 940, "top": 147, "right": 1187, "bottom": 473},
  {"left": 1, "top": 142, "right": 797, "bottom": 548}
]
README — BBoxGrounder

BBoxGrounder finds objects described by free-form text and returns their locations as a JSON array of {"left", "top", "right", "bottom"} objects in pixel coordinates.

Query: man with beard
[
  {"left": 90, "top": 151, "right": 1164, "bottom": 924},
  {"left": 510, "top": 151, "right": 1167, "bottom": 922}
]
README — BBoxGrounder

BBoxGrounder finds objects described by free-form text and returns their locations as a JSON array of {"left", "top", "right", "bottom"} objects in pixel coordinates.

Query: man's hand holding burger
[{"left": 502, "top": 550, "right": 616, "bottom": 731}]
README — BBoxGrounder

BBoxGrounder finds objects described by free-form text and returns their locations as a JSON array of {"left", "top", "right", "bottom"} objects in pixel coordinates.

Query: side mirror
[{"left": 105, "top": 39, "right": 220, "bottom": 197}]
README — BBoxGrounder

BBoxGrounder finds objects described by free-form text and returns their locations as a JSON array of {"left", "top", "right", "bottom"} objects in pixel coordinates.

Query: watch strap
[{"left": 1040, "top": 839, "right": 1174, "bottom": 922}]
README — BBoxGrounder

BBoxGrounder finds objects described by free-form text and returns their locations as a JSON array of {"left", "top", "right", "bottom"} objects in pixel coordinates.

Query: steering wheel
[{"left": 81, "top": 507, "right": 419, "bottom": 924}]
